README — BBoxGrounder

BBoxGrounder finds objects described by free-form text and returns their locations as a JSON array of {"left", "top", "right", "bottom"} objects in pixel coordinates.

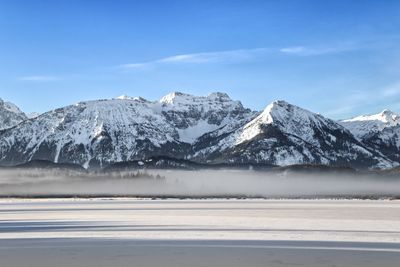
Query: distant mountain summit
[
  {"left": 340, "top": 109, "right": 400, "bottom": 138},
  {"left": 340, "top": 110, "right": 400, "bottom": 163},
  {"left": 0, "top": 93, "right": 398, "bottom": 170},
  {"left": 0, "top": 98, "right": 27, "bottom": 130}
]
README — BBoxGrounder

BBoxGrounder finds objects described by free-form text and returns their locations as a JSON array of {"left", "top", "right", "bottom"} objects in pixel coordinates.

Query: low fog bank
[{"left": 0, "top": 168, "right": 400, "bottom": 198}]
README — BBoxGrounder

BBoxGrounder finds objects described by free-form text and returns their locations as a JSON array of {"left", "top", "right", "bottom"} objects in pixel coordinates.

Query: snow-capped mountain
[
  {"left": 340, "top": 110, "right": 400, "bottom": 138},
  {"left": 192, "top": 100, "right": 394, "bottom": 169},
  {"left": 0, "top": 98, "right": 27, "bottom": 130},
  {"left": 340, "top": 110, "right": 400, "bottom": 162},
  {"left": 0, "top": 92, "right": 398, "bottom": 170},
  {"left": 0, "top": 92, "right": 255, "bottom": 168}
]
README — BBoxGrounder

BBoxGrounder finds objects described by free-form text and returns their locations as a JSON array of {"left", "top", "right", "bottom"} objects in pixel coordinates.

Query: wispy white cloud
[
  {"left": 280, "top": 46, "right": 307, "bottom": 54},
  {"left": 120, "top": 48, "right": 270, "bottom": 69},
  {"left": 121, "top": 43, "right": 359, "bottom": 70},
  {"left": 280, "top": 43, "right": 356, "bottom": 56},
  {"left": 119, "top": 63, "right": 148, "bottom": 69},
  {"left": 19, "top": 75, "right": 59, "bottom": 81}
]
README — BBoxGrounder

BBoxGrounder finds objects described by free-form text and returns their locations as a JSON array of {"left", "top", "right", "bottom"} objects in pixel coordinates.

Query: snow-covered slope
[
  {"left": 340, "top": 110, "right": 400, "bottom": 162},
  {"left": 0, "top": 92, "right": 254, "bottom": 168},
  {"left": 0, "top": 98, "right": 27, "bottom": 130},
  {"left": 159, "top": 92, "right": 256, "bottom": 142},
  {"left": 340, "top": 110, "right": 400, "bottom": 139},
  {"left": 192, "top": 101, "right": 394, "bottom": 169}
]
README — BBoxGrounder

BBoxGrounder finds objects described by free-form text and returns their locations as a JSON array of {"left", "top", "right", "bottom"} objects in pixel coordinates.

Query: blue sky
[{"left": 1, "top": 0, "right": 400, "bottom": 118}]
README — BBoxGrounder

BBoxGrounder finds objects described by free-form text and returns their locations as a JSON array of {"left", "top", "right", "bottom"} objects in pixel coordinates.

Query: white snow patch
[{"left": 177, "top": 120, "right": 219, "bottom": 143}]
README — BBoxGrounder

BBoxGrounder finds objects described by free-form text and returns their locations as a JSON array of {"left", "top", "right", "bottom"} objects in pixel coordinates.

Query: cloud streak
[
  {"left": 121, "top": 43, "right": 358, "bottom": 70},
  {"left": 279, "top": 43, "right": 356, "bottom": 56},
  {"left": 19, "top": 76, "right": 59, "bottom": 82},
  {"left": 120, "top": 48, "right": 270, "bottom": 69}
]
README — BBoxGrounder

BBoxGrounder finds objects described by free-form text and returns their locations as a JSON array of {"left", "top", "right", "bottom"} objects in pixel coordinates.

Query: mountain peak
[
  {"left": 194, "top": 98, "right": 393, "bottom": 169},
  {"left": 116, "top": 95, "right": 148, "bottom": 102},
  {"left": 272, "top": 99, "right": 290, "bottom": 106},
  {"left": 159, "top": 91, "right": 193, "bottom": 104},
  {"left": 159, "top": 91, "right": 237, "bottom": 106},
  {"left": 207, "top": 92, "right": 231, "bottom": 101},
  {"left": 263, "top": 100, "right": 303, "bottom": 115},
  {"left": 116, "top": 95, "right": 132, "bottom": 100},
  {"left": 379, "top": 109, "right": 399, "bottom": 122},
  {"left": 342, "top": 109, "right": 400, "bottom": 125},
  {"left": 381, "top": 109, "right": 393, "bottom": 114},
  {"left": 267, "top": 100, "right": 293, "bottom": 110},
  {"left": 0, "top": 98, "right": 27, "bottom": 130},
  {"left": 0, "top": 99, "right": 24, "bottom": 115},
  {"left": 340, "top": 109, "right": 400, "bottom": 139},
  {"left": 255, "top": 100, "right": 329, "bottom": 131},
  {"left": 235, "top": 99, "right": 345, "bottom": 149}
]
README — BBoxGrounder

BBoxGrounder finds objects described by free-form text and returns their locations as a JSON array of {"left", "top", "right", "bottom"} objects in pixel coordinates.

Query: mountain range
[{"left": 0, "top": 93, "right": 399, "bottom": 170}]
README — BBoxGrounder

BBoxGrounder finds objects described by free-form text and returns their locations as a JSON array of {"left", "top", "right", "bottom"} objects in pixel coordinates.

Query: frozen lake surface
[{"left": 1, "top": 199, "right": 400, "bottom": 266}]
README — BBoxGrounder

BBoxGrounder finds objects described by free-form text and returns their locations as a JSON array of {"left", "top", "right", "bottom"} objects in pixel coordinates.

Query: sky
[{"left": 1, "top": 0, "right": 400, "bottom": 119}]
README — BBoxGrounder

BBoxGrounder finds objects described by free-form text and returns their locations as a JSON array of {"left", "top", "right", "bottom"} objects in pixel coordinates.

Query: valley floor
[{"left": 1, "top": 199, "right": 400, "bottom": 266}]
